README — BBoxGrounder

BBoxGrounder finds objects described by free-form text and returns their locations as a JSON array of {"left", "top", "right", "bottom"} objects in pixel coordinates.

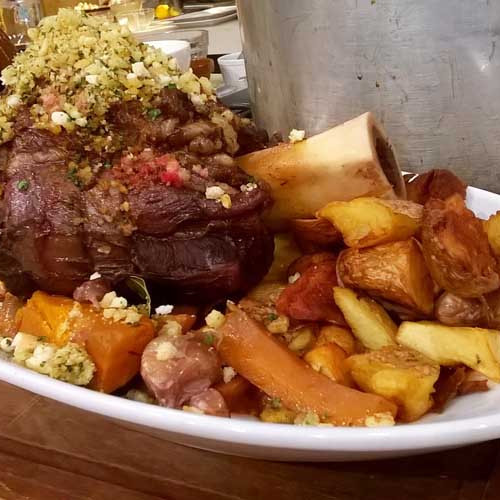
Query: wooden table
[{"left": 0, "top": 381, "right": 499, "bottom": 500}]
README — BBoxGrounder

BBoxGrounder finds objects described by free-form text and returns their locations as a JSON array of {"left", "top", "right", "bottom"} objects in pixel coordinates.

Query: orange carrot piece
[{"left": 217, "top": 306, "right": 397, "bottom": 426}]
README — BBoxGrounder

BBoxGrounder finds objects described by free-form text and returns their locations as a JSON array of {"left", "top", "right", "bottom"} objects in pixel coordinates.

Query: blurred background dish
[
  {"left": 217, "top": 51, "right": 245, "bottom": 90},
  {"left": 109, "top": 0, "right": 143, "bottom": 17},
  {"left": 144, "top": 38, "right": 190, "bottom": 71},
  {"left": 137, "top": 29, "right": 213, "bottom": 78},
  {"left": 116, "top": 7, "right": 154, "bottom": 31}
]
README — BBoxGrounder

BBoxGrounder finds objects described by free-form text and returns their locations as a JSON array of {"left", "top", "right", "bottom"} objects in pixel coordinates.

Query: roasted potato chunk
[
  {"left": 405, "top": 169, "right": 466, "bottom": 205},
  {"left": 347, "top": 345, "right": 440, "bottom": 422},
  {"left": 333, "top": 287, "right": 397, "bottom": 350},
  {"left": 434, "top": 292, "right": 485, "bottom": 327},
  {"left": 484, "top": 211, "right": 500, "bottom": 257},
  {"left": 397, "top": 321, "right": 500, "bottom": 381},
  {"left": 317, "top": 325, "right": 356, "bottom": 356},
  {"left": 290, "top": 217, "right": 342, "bottom": 253},
  {"left": 318, "top": 197, "right": 423, "bottom": 248},
  {"left": 305, "top": 343, "right": 353, "bottom": 386},
  {"left": 421, "top": 194, "right": 499, "bottom": 298},
  {"left": 337, "top": 239, "right": 434, "bottom": 315}
]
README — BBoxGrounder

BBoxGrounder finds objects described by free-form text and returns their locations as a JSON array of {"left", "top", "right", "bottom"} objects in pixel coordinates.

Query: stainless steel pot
[{"left": 237, "top": 0, "right": 500, "bottom": 192}]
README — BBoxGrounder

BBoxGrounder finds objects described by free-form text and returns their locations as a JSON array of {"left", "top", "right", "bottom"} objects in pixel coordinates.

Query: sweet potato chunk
[
  {"left": 333, "top": 287, "right": 397, "bottom": 350},
  {"left": 347, "top": 345, "right": 440, "bottom": 422},
  {"left": 215, "top": 375, "right": 261, "bottom": 415},
  {"left": 338, "top": 239, "right": 434, "bottom": 315},
  {"left": 405, "top": 169, "right": 466, "bottom": 205},
  {"left": 85, "top": 314, "right": 155, "bottom": 393},
  {"left": 276, "top": 253, "right": 344, "bottom": 324},
  {"left": 421, "top": 195, "right": 499, "bottom": 298},
  {"left": 17, "top": 291, "right": 155, "bottom": 393},
  {"left": 217, "top": 306, "right": 397, "bottom": 426},
  {"left": 290, "top": 217, "right": 342, "bottom": 253},
  {"left": 318, "top": 197, "right": 422, "bottom": 248},
  {"left": 397, "top": 321, "right": 500, "bottom": 381},
  {"left": 17, "top": 292, "right": 76, "bottom": 345}
]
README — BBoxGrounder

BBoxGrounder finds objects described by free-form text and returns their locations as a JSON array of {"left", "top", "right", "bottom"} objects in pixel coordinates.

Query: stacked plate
[{"left": 152, "top": 5, "right": 237, "bottom": 29}]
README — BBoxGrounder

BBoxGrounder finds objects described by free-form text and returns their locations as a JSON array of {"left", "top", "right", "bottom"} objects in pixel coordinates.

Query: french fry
[
  {"left": 347, "top": 345, "right": 440, "bottom": 422},
  {"left": 318, "top": 197, "right": 423, "bottom": 248},
  {"left": 304, "top": 343, "right": 353, "bottom": 386},
  {"left": 337, "top": 239, "right": 434, "bottom": 315},
  {"left": 397, "top": 321, "right": 500, "bottom": 381},
  {"left": 333, "top": 287, "right": 397, "bottom": 350}
]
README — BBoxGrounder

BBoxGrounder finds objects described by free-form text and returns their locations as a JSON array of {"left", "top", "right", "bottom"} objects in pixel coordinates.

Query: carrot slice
[{"left": 217, "top": 306, "right": 397, "bottom": 426}]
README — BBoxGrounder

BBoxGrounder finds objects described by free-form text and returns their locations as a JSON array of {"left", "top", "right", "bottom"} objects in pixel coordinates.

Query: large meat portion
[{"left": 0, "top": 89, "right": 274, "bottom": 301}]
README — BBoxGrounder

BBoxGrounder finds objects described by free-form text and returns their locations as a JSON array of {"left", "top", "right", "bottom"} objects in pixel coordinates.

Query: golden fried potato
[
  {"left": 333, "top": 287, "right": 397, "bottom": 350},
  {"left": 421, "top": 194, "right": 499, "bottom": 298},
  {"left": 304, "top": 343, "right": 353, "bottom": 386},
  {"left": 318, "top": 197, "right": 423, "bottom": 248},
  {"left": 290, "top": 217, "right": 343, "bottom": 253},
  {"left": 337, "top": 239, "right": 434, "bottom": 315},
  {"left": 397, "top": 321, "right": 500, "bottom": 381},
  {"left": 405, "top": 169, "right": 466, "bottom": 205},
  {"left": 316, "top": 325, "right": 357, "bottom": 356},
  {"left": 347, "top": 345, "right": 440, "bottom": 422},
  {"left": 263, "top": 233, "right": 302, "bottom": 283},
  {"left": 484, "top": 211, "right": 500, "bottom": 257}
]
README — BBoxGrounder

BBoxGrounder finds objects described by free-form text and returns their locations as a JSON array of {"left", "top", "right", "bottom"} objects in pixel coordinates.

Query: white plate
[{"left": 1, "top": 185, "right": 500, "bottom": 462}]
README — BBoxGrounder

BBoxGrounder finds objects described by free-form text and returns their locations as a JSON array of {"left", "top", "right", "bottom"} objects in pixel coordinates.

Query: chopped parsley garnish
[
  {"left": 268, "top": 313, "right": 278, "bottom": 322},
  {"left": 17, "top": 179, "right": 29, "bottom": 191},
  {"left": 168, "top": 83, "right": 177, "bottom": 89},
  {"left": 103, "top": 160, "right": 112, "bottom": 169},
  {"left": 147, "top": 108, "right": 162, "bottom": 120},
  {"left": 203, "top": 332, "right": 215, "bottom": 346},
  {"left": 270, "top": 397, "right": 281, "bottom": 409},
  {"left": 67, "top": 167, "right": 82, "bottom": 187}
]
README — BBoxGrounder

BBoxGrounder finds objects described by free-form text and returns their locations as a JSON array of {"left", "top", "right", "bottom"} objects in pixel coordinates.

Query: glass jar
[{"left": 0, "top": 0, "right": 42, "bottom": 47}]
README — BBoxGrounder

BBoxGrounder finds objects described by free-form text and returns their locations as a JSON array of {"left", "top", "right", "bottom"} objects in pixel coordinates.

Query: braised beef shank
[{"left": 0, "top": 90, "right": 274, "bottom": 300}]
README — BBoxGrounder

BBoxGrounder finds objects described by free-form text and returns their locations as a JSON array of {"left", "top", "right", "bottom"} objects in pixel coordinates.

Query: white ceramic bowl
[
  {"left": 145, "top": 39, "right": 191, "bottom": 72},
  {"left": 1, "top": 185, "right": 500, "bottom": 462},
  {"left": 218, "top": 52, "right": 247, "bottom": 89}
]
